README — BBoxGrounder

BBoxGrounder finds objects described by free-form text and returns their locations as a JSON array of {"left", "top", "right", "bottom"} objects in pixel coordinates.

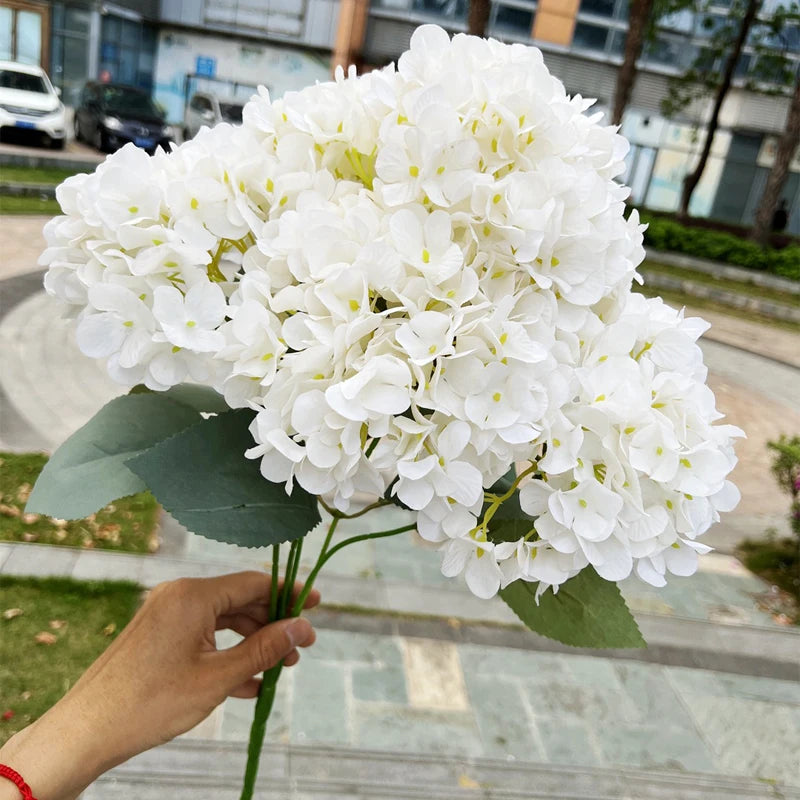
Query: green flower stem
[
  {"left": 239, "top": 661, "right": 282, "bottom": 800},
  {"left": 269, "top": 543, "right": 280, "bottom": 622},
  {"left": 291, "top": 522, "right": 416, "bottom": 616},
  {"left": 240, "top": 516, "right": 415, "bottom": 798}
]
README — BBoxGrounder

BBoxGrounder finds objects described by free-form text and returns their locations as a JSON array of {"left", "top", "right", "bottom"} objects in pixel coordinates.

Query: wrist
[{"left": 0, "top": 701, "right": 106, "bottom": 800}]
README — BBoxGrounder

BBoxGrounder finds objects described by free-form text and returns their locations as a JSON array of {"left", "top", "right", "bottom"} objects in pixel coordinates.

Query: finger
[
  {"left": 217, "top": 617, "right": 314, "bottom": 687},
  {"left": 216, "top": 613, "right": 263, "bottom": 638},
  {"left": 202, "top": 572, "right": 323, "bottom": 618},
  {"left": 283, "top": 649, "right": 300, "bottom": 667},
  {"left": 227, "top": 585, "right": 321, "bottom": 621},
  {"left": 229, "top": 678, "right": 261, "bottom": 699}
]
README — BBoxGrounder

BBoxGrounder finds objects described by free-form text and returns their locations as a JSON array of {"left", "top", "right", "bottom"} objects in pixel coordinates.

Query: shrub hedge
[{"left": 639, "top": 213, "right": 800, "bottom": 281}]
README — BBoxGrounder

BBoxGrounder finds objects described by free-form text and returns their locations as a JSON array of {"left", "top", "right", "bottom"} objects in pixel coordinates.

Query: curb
[
  {"left": 0, "top": 182, "right": 56, "bottom": 198},
  {"left": 642, "top": 271, "right": 800, "bottom": 324},
  {"left": 0, "top": 149, "right": 101, "bottom": 172},
  {"left": 88, "top": 739, "right": 800, "bottom": 800},
  {"left": 645, "top": 248, "right": 800, "bottom": 295}
]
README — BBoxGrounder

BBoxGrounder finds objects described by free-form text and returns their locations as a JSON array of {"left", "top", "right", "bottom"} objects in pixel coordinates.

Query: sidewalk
[{"left": 3, "top": 539, "right": 799, "bottom": 796}]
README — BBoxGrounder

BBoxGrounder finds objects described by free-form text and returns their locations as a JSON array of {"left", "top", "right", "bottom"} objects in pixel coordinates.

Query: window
[
  {"left": 579, "top": 0, "right": 615, "bottom": 17},
  {"left": 573, "top": 22, "right": 609, "bottom": 52},
  {"left": 0, "top": 4, "right": 45, "bottom": 67},
  {"left": 411, "top": 0, "right": 468, "bottom": 21},
  {"left": 493, "top": 4, "right": 534, "bottom": 39},
  {"left": 0, "top": 67, "right": 47, "bottom": 93}
]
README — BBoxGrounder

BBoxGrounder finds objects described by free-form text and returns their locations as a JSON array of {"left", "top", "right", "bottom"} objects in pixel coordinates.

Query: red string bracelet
[{"left": 0, "top": 765, "right": 38, "bottom": 800}]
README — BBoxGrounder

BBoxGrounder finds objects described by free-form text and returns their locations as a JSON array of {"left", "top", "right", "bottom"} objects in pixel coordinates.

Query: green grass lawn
[
  {"left": 0, "top": 165, "right": 84, "bottom": 185},
  {"left": 738, "top": 538, "right": 799, "bottom": 625},
  {"left": 0, "top": 452, "right": 160, "bottom": 553},
  {"left": 0, "top": 576, "right": 142, "bottom": 743},
  {"left": 641, "top": 261, "right": 800, "bottom": 308},
  {"left": 0, "top": 194, "right": 62, "bottom": 215}
]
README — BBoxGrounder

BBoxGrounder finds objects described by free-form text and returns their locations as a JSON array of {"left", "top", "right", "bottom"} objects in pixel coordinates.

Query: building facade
[
  {"left": 345, "top": 0, "right": 800, "bottom": 234},
  {"left": 0, "top": 1, "right": 339, "bottom": 113}
]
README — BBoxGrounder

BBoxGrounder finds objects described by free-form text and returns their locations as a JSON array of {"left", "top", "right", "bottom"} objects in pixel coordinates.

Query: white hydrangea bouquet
[{"left": 28, "top": 25, "right": 741, "bottom": 798}]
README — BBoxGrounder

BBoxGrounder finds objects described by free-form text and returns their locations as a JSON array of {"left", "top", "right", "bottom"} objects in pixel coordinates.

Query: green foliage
[
  {"left": 500, "top": 567, "right": 646, "bottom": 649},
  {"left": 0, "top": 575, "right": 142, "bottom": 744},
  {"left": 129, "top": 383, "right": 230, "bottom": 413},
  {"left": 660, "top": 0, "right": 799, "bottom": 120},
  {"left": 126, "top": 410, "right": 321, "bottom": 548},
  {"left": 27, "top": 393, "right": 202, "bottom": 520},
  {"left": 768, "top": 435, "right": 800, "bottom": 538},
  {"left": 641, "top": 213, "right": 800, "bottom": 280},
  {"left": 1, "top": 451, "right": 159, "bottom": 553}
]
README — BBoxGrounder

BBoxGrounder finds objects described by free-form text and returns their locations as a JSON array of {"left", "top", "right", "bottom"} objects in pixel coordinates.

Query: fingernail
[{"left": 285, "top": 617, "right": 311, "bottom": 648}]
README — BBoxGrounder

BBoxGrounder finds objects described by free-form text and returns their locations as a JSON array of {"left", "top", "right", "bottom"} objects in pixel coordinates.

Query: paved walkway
[{"left": 3, "top": 540, "right": 799, "bottom": 795}]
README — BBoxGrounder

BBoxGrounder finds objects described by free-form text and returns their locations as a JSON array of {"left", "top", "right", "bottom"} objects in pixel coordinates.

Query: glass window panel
[
  {"left": 62, "top": 35, "right": 89, "bottom": 106},
  {"left": 573, "top": 22, "right": 609, "bottom": 52},
  {"left": 493, "top": 5, "right": 534, "bottom": 38},
  {"left": 411, "top": 0, "right": 468, "bottom": 21},
  {"left": 0, "top": 7, "right": 12, "bottom": 61},
  {"left": 734, "top": 52, "right": 751, "bottom": 78},
  {"left": 579, "top": 0, "right": 615, "bottom": 17},
  {"left": 372, "top": 0, "right": 413, "bottom": 7},
  {"left": 16, "top": 11, "right": 42, "bottom": 66},
  {"left": 118, "top": 46, "right": 138, "bottom": 84},
  {"left": 608, "top": 29, "right": 625, "bottom": 55},
  {"left": 64, "top": 7, "right": 91, "bottom": 34},
  {"left": 102, "top": 15, "right": 121, "bottom": 43},
  {"left": 121, "top": 20, "right": 140, "bottom": 48},
  {"left": 51, "top": 4, "right": 65, "bottom": 31},
  {"left": 695, "top": 13, "right": 727, "bottom": 38},
  {"left": 659, "top": 9, "right": 693, "bottom": 32}
]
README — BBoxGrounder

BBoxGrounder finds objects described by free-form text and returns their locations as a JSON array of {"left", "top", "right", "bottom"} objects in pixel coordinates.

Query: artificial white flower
[{"left": 41, "top": 24, "right": 742, "bottom": 599}]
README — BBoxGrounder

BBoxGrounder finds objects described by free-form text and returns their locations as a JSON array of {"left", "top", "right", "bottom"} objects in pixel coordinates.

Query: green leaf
[
  {"left": 129, "top": 383, "right": 229, "bottom": 413},
  {"left": 26, "top": 394, "right": 201, "bottom": 520},
  {"left": 500, "top": 568, "right": 646, "bottom": 649},
  {"left": 126, "top": 409, "right": 321, "bottom": 548},
  {"left": 488, "top": 467, "right": 517, "bottom": 495}
]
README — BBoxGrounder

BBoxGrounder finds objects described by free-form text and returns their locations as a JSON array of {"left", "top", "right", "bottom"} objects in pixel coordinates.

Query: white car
[
  {"left": 183, "top": 92, "right": 244, "bottom": 140},
  {"left": 0, "top": 61, "right": 66, "bottom": 149}
]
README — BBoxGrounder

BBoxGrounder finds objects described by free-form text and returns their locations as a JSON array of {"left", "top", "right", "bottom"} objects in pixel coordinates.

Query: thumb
[{"left": 221, "top": 617, "right": 314, "bottom": 686}]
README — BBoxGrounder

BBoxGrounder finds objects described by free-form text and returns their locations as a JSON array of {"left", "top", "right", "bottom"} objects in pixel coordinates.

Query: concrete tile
[
  {"left": 309, "top": 628, "right": 403, "bottom": 667},
  {"left": 458, "top": 643, "right": 568, "bottom": 681},
  {"left": 712, "top": 672, "right": 800, "bottom": 707},
  {"left": 291, "top": 658, "right": 349, "bottom": 746},
  {"left": 535, "top": 719, "right": 600, "bottom": 767},
  {"left": 463, "top": 673, "right": 543, "bottom": 761},
  {"left": 522, "top": 656, "right": 638, "bottom": 726},
  {"left": 71, "top": 550, "right": 145, "bottom": 584},
  {"left": 613, "top": 661, "right": 698, "bottom": 729},
  {"left": 354, "top": 705, "right": 483, "bottom": 757},
  {"left": 2, "top": 542, "right": 77, "bottom": 576},
  {"left": 352, "top": 665, "right": 408, "bottom": 705},
  {"left": 595, "top": 723, "right": 717, "bottom": 773},
  {"left": 402, "top": 638, "right": 468, "bottom": 712},
  {"left": 682, "top": 693, "right": 800, "bottom": 783}
]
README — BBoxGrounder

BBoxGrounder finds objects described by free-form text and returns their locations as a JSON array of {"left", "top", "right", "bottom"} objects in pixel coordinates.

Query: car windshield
[
  {"left": 219, "top": 102, "right": 243, "bottom": 123},
  {"left": 0, "top": 70, "right": 48, "bottom": 93},
  {"left": 100, "top": 86, "right": 162, "bottom": 118}
]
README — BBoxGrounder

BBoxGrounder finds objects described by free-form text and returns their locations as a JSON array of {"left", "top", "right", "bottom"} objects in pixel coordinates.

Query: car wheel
[
  {"left": 73, "top": 116, "right": 82, "bottom": 142},
  {"left": 93, "top": 127, "right": 105, "bottom": 153}
]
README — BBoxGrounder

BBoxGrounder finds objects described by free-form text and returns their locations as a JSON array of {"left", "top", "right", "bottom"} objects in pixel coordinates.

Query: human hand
[{"left": 0, "top": 571, "right": 319, "bottom": 800}]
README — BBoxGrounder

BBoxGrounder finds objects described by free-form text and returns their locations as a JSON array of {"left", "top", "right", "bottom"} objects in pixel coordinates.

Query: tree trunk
[
  {"left": 468, "top": 0, "right": 491, "bottom": 37},
  {"left": 750, "top": 78, "right": 800, "bottom": 246},
  {"left": 678, "top": 0, "right": 761, "bottom": 220},
  {"left": 612, "top": 0, "right": 655, "bottom": 127}
]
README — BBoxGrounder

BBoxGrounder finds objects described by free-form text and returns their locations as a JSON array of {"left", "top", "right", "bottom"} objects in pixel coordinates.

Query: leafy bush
[
  {"left": 640, "top": 213, "right": 800, "bottom": 281},
  {"left": 769, "top": 435, "right": 800, "bottom": 541}
]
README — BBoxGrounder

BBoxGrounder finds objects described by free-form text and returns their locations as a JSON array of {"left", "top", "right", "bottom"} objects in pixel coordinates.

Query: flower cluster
[{"left": 41, "top": 25, "right": 741, "bottom": 598}]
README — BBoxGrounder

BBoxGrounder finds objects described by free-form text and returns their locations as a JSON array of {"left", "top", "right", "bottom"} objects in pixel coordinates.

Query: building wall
[{"left": 153, "top": 28, "right": 331, "bottom": 123}]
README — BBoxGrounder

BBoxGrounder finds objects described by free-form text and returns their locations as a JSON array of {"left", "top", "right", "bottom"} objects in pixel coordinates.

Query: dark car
[{"left": 74, "top": 82, "right": 173, "bottom": 154}]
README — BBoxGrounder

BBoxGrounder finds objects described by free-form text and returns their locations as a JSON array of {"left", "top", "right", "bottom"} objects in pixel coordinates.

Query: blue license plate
[
  {"left": 15, "top": 120, "right": 36, "bottom": 129},
  {"left": 134, "top": 136, "right": 154, "bottom": 148}
]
